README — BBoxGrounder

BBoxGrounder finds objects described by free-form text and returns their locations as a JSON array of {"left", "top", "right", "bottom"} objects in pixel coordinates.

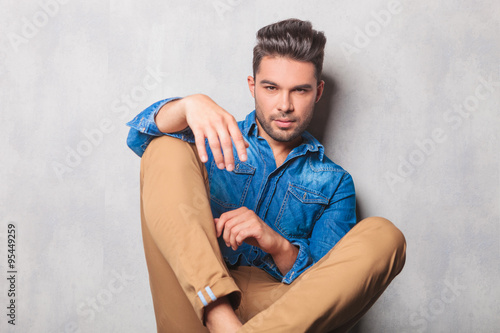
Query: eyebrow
[{"left": 259, "top": 80, "right": 313, "bottom": 90}]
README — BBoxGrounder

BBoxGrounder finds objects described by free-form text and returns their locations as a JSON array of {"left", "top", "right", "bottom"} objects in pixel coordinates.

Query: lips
[{"left": 274, "top": 119, "right": 294, "bottom": 128}]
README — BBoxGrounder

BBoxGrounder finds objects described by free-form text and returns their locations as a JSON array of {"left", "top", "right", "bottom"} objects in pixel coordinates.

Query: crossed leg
[
  {"left": 140, "top": 135, "right": 406, "bottom": 332},
  {"left": 237, "top": 217, "right": 406, "bottom": 333}
]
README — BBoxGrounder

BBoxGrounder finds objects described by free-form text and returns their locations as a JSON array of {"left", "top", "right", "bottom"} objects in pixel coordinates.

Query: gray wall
[{"left": 1, "top": 1, "right": 499, "bottom": 332}]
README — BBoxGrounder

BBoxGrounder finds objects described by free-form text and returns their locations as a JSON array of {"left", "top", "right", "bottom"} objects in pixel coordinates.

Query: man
[{"left": 127, "top": 19, "right": 406, "bottom": 333}]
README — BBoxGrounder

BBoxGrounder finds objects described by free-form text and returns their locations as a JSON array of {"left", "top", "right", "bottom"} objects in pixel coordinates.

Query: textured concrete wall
[{"left": 1, "top": 1, "right": 499, "bottom": 332}]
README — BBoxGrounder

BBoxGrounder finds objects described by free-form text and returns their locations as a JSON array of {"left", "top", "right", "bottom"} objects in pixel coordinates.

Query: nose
[{"left": 277, "top": 91, "right": 294, "bottom": 113}]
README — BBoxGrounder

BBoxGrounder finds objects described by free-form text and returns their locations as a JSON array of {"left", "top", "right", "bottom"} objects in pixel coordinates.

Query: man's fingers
[
  {"left": 230, "top": 228, "right": 243, "bottom": 250},
  {"left": 234, "top": 227, "right": 253, "bottom": 247},
  {"left": 227, "top": 221, "right": 251, "bottom": 250},
  {"left": 192, "top": 115, "right": 247, "bottom": 170},
  {"left": 184, "top": 96, "right": 247, "bottom": 169},
  {"left": 214, "top": 218, "right": 223, "bottom": 238},
  {"left": 219, "top": 207, "right": 246, "bottom": 221},
  {"left": 217, "top": 131, "right": 235, "bottom": 172},
  {"left": 228, "top": 124, "right": 248, "bottom": 162},
  {"left": 222, "top": 215, "right": 244, "bottom": 248},
  {"left": 205, "top": 125, "right": 238, "bottom": 171},
  {"left": 216, "top": 208, "right": 244, "bottom": 238},
  {"left": 205, "top": 130, "right": 225, "bottom": 169},
  {"left": 217, "top": 208, "right": 266, "bottom": 250},
  {"left": 193, "top": 130, "right": 208, "bottom": 163}
]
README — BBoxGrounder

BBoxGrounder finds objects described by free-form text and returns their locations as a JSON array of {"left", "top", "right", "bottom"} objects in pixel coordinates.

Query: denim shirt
[{"left": 126, "top": 98, "right": 357, "bottom": 284}]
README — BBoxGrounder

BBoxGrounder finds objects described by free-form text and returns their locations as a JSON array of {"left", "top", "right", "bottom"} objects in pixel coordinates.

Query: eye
[{"left": 265, "top": 86, "right": 277, "bottom": 91}]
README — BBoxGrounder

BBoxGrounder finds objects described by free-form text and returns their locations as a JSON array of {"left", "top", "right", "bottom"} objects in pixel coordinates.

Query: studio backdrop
[{"left": 1, "top": 1, "right": 499, "bottom": 332}]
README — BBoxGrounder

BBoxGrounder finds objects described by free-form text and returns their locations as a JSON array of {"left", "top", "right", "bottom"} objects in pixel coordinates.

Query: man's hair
[{"left": 252, "top": 18, "right": 327, "bottom": 82}]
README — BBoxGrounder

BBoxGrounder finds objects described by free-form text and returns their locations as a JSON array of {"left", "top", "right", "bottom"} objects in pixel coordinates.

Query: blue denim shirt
[{"left": 127, "top": 98, "right": 357, "bottom": 284}]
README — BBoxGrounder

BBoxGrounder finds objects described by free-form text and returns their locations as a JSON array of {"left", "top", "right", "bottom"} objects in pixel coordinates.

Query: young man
[{"left": 127, "top": 19, "right": 406, "bottom": 333}]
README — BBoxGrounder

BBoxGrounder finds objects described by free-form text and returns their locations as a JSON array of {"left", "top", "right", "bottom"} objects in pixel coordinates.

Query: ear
[
  {"left": 315, "top": 80, "right": 325, "bottom": 103},
  {"left": 247, "top": 76, "right": 255, "bottom": 98}
]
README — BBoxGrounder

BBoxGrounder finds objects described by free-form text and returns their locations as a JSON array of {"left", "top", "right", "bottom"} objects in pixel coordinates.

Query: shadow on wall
[
  {"left": 307, "top": 74, "right": 367, "bottom": 223},
  {"left": 307, "top": 73, "right": 370, "bottom": 332},
  {"left": 307, "top": 73, "right": 338, "bottom": 144}
]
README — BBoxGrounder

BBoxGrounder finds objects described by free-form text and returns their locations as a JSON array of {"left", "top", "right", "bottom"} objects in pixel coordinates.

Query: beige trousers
[{"left": 140, "top": 135, "right": 406, "bottom": 333}]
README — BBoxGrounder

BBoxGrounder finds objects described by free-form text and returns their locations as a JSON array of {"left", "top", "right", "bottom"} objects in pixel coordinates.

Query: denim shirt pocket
[
  {"left": 275, "top": 183, "right": 329, "bottom": 238},
  {"left": 209, "top": 161, "right": 256, "bottom": 210}
]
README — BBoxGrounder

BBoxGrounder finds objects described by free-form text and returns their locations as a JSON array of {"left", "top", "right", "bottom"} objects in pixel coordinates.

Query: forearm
[
  {"left": 154, "top": 97, "right": 189, "bottom": 133},
  {"left": 270, "top": 238, "right": 299, "bottom": 276}
]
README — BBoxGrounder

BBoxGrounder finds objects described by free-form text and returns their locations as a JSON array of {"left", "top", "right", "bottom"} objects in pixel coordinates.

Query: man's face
[{"left": 248, "top": 56, "right": 324, "bottom": 146}]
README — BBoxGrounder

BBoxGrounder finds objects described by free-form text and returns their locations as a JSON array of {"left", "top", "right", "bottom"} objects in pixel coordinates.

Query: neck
[
  {"left": 256, "top": 123, "right": 303, "bottom": 167},
  {"left": 270, "top": 144, "right": 295, "bottom": 167}
]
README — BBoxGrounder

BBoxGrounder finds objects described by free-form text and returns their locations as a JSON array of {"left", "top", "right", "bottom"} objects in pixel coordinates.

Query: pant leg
[
  {"left": 140, "top": 135, "right": 241, "bottom": 331},
  {"left": 238, "top": 217, "right": 407, "bottom": 333},
  {"left": 141, "top": 215, "right": 209, "bottom": 332},
  {"left": 230, "top": 266, "right": 290, "bottom": 323}
]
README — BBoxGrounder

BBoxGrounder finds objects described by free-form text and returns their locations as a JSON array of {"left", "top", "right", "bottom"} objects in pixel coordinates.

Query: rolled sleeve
[
  {"left": 126, "top": 97, "right": 197, "bottom": 157},
  {"left": 282, "top": 239, "right": 314, "bottom": 284}
]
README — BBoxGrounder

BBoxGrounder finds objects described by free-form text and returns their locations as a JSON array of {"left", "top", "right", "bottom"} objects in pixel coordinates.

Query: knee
[
  {"left": 142, "top": 135, "right": 201, "bottom": 170},
  {"left": 357, "top": 217, "right": 406, "bottom": 275},
  {"left": 359, "top": 217, "right": 406, "bottom": 250},
  {"left": 146, "top": 135, "right": 194, "bottom": 158}
]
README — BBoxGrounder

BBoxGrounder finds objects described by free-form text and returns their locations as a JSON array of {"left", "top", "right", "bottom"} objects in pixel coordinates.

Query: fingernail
[
  {"left": 218, "top": 163, "right": 225, "bottom": 169},
  {"left": 227, "top": 164, "right": 233, "bottom": 171},
  {"left": 241, "top": 154, "right": 247, "bottom": 161}
]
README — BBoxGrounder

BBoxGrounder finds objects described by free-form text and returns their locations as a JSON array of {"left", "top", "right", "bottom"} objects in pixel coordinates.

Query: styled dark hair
[{"left": 252, "top": 18, "right": 327, "bottom": 82}]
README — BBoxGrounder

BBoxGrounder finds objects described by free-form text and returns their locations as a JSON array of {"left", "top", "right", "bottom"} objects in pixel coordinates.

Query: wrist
[
  {"left": 155, "top": 98, "right": 188, "bottom": 133},
  {"left": 182, "top": 94, "right": 208, "bottom": 120},
  {"left": 269, "top": 237, "right": 299, "bottom": 275}
]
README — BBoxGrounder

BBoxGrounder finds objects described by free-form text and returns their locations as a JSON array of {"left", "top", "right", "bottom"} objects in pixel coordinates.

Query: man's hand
[
  {"left": 214, "top": 207, "right": 299, "bottom": 275},
  {"left": 155, "top": 94, "right": 248, "bottom": 171}
]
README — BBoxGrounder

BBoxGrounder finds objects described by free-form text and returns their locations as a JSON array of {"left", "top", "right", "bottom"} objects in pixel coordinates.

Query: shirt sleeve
[
  {"left": 270, "top": 171, "right": 357, "bottom": 284},
  {"left": 125, "top": 97, "right": 195, "bottom": 157}
]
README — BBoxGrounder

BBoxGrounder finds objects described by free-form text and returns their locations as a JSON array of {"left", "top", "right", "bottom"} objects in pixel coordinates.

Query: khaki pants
[{"left": 140, "top": 135, "right": 406, "bottom": 332}]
